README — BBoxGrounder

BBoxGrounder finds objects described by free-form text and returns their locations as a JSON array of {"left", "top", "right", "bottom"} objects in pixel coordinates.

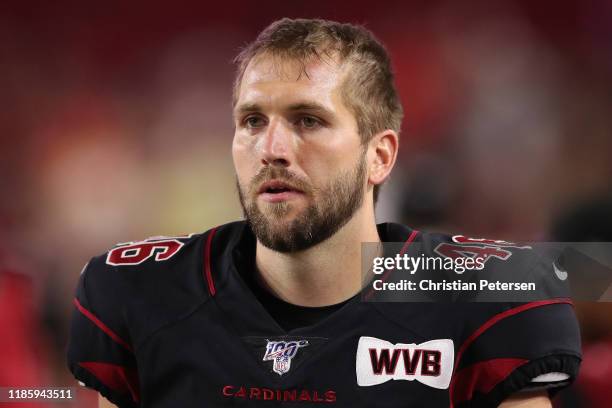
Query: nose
[{"left": 260, "top": 118, "right": 293, "bottom": 167}]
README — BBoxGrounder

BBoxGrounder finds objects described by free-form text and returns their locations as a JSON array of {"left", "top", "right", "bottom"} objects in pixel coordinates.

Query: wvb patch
[
  {"left": 356, "top": 336, "right": 454, "bottom": 389},
  {"left": 242, "top": 336, "right": 327, "bottom": 376}
]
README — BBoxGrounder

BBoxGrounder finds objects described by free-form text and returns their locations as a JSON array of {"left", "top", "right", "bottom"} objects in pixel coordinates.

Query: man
[{"left": 68, "top": 18, "right": 581, "bottom": 407}]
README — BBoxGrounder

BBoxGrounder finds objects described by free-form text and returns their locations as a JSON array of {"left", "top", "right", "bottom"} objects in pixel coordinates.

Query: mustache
[{"left": 248, "top": 167, "right": 311, "bottom": 195}]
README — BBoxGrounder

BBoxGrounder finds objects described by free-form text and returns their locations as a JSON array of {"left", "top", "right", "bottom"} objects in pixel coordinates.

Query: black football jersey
[{"left": 67, "top": 221, "right": 581, "bottom": 407}]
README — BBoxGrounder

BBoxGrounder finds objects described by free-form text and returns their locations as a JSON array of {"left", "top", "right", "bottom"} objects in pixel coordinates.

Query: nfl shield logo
[{"left": 263, "top": 340, "right": 309, "bottom": 375}]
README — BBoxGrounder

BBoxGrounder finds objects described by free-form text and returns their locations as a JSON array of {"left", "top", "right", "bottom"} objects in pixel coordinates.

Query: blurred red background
[{"left": 1, "top": 1, "right": 611, "bottom": 406}]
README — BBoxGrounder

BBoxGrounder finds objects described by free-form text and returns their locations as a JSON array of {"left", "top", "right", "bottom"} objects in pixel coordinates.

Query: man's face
[{"left": 232, "top": 54, "right": 369, "bottom": 252}]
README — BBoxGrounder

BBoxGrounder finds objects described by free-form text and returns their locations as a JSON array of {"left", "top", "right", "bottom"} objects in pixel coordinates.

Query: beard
[{"left": 237, "top": 151, "right": 367, "bottom": 253}]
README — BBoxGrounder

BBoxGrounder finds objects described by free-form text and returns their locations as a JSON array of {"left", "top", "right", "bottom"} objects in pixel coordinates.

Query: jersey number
[
  {"left": 106, "top": 238, "right": 186, "bottom": 266},
  {"left": 434, "top": 235, "right": 531, "bottom": 265}
]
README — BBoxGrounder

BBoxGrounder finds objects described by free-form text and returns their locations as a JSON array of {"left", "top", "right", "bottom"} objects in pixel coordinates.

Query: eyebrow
[
  {"left": 234, "top": 103, "right": 261, "bottom": 118},
  {"left": 286, "top": 102, "right": 333, "bottom": 115},
  {"left": 233, "top": 101, "right": 334, "bottom": 118}
]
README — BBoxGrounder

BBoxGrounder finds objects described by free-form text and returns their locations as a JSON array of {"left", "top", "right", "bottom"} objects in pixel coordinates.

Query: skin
[
  {"left": 232, "top": 54, "right": 397, "bottom": 306},
  {"left": 99, "top": 397, "right": 115, "bottom": 408},
  {"left": 499, "top": 391, "right": 552, "bottom": 407},
  {"left": 98, "top": 53, "right": 552, "bottom": 408}
]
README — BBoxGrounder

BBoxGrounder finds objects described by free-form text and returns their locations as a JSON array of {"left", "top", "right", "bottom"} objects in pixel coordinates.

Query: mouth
[{"left": 257, "top": 180, "right": 305, "bottom": 202}]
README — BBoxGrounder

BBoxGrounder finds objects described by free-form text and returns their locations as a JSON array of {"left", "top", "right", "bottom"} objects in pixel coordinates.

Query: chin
[
  {"left": 263, "top": 212, "right": 301, "bottom": 227},
  {"left": 259, "top": 202, "right": 305, "bottom": 218}
]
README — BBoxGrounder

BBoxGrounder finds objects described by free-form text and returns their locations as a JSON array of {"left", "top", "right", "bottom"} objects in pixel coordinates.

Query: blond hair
[{"left": 233, "top": 18, "right": 403, "bottom": 201}]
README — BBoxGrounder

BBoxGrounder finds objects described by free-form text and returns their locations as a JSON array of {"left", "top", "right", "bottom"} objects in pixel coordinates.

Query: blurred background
[{"left": 0, "top": 0, "right": 610, "bottom": 406}]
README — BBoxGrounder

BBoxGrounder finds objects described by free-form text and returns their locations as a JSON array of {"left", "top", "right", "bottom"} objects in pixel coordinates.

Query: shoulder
[
  {"left": 375, "top": 223, "right": 580, "bottom": 355},
  {"left": 81, "top": 221, "right": 247, "bottom": 300},
  {"left": 381, "top": 225, "right": 581, "bottom": 406},
  {"left": 74, "top": 221, "right": 247, "bottom": 337},
  {"left": 79, "top": 232, "right": 204, "bottom": 305},
  {"left": 380, "top": 222, "right": 542, "bottom": 265},
  {"left": 383, "top": 223, "right": 569, "bottom": 301}
]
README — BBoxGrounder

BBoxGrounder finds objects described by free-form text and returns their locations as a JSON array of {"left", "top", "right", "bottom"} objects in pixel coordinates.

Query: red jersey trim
[
  {"left": 364, "top": 229, "right": 420, "bottom": 300},
  {"left": 73, "top": 298, "right": 133, "bottom": 353},
  {"left": 449, "top": 298, "right": 573, "bottom": 407},
  {"left": 204, "top": 227, "right": 218, "bottom": 296},
  {"left": 451, "top": 358, "right": 529, "bottom": 403},
  {"left": 79, "top": 361, "right": 140, "bottom": 403}
]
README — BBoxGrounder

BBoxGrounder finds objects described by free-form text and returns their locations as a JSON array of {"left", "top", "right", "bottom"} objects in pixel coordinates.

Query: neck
[{"left": 255, "top": 204, "right": 380, "bottom": 307}]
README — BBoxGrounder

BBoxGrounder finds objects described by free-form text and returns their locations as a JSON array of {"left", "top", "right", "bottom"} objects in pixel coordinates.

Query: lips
[
  {"left": 257, "top": 179, "right": 305, "bottom": 203},
  {"left": 258, "top": 180, "right": 303, "bottom": 195}
]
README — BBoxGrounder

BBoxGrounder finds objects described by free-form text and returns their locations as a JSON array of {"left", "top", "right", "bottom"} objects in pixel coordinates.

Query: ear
[{"left": 367, "top": 129, "right": 399, "bottom": 188}]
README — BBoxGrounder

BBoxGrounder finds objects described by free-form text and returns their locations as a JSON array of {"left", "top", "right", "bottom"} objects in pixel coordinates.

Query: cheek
[
  {"left": 300, "top": 140, "right": 360, "bottom": 182},
  {"left": 232, "top": 137, "right": 253, "bottom": 182},
  {"left": 231, "top": 136, "right": 241, "bottom": 165}
]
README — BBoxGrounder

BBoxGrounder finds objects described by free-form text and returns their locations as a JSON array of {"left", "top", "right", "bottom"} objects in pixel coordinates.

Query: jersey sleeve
[
  {"left": 66, "top": 256, "right": 140, "bottom": 408},
  {"left": 450, "top": 301, "right": 581, "bottom": 407}
]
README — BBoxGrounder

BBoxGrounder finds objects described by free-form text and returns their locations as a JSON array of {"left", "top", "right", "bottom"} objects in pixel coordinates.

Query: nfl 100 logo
[{"left": 263, "top": 340, "right": 309, "bottom": 375}]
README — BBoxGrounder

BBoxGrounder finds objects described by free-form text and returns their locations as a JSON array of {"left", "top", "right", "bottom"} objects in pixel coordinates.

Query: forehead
[{"left": 235, "top": 54, "right": 348, "bottom": 112}]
